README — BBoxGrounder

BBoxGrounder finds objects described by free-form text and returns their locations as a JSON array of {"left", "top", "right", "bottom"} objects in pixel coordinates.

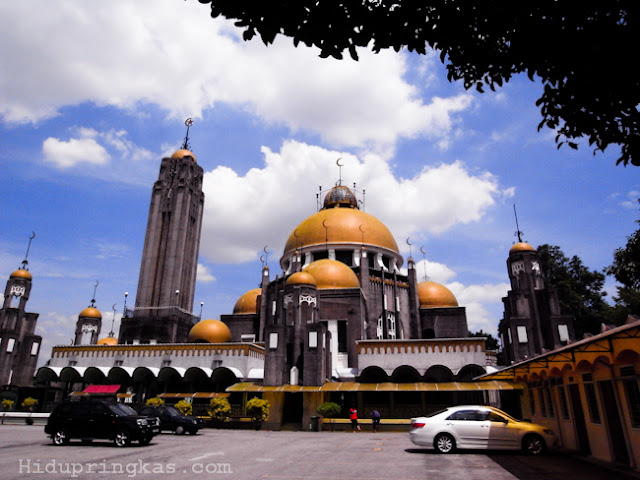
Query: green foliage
[
  {"left": 537, "top": 244, "right": 610, "bottom": 338},
  {"left": 208, "top": 397, "right": 231, "bottom": 421},
  {"left": 174, "top": 400, "right": 193, "bottom": 416},
  {"left": 606, "top": 200, "right": 640, "bottom": 318},
  {"left": 246, "top": 397, "right": 270, "bottom": 423},
  {"left": 198, "top": 1, "right": 639, "bottom": 166},
  {"left": 1, "top": 399, "right": 14, "bottom": 411},
  {"left": 145, "top": 396, "right": 165, "bottom": 406},
  {"left": 468, "top": 330, "right": 499, "bottom": 350},
  {"left": 21, "top": 397, "right": 39, "bottom": 411},
  {"left": 317, "top": 402, "right": 341, "bottom": 418}
]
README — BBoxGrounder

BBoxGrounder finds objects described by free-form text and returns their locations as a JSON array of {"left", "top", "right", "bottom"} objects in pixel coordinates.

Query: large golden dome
[
  {"left": 284, "top": 207, "right": 399, "bottom": 254},
  {"left": 417, "top": 281, "right": 458, "bottom": 308},
  {"left": 79, "top": 307, "right": 102, "bottom": 319},
  {"left": 303, "top": 259, "right": 360, "bottom": 289},
  {"left": 10, "top": 268, "right": 32, "bottom": 280},
  {"left": 510, "top": 242, "right": 535, "bottom": 254},
  {"left": 188, "top": 319, "right": 232, "bottom": 343},
  {"left": 170, "top": 149, "right": 197, "bottom": 163},
  {"left": 233, "top": 288, "right": 261, "bottom": 314},
  {"left": 97, "top": 337, "right": 118, "bottom": 346}
]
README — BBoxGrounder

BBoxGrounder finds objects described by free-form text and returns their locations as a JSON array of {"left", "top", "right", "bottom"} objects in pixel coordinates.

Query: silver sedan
[{"left": 409, "top": 405, "right": 555, "bottom": 455}]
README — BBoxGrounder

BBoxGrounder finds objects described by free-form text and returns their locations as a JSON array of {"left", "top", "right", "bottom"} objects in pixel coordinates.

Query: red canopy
[{"left": 83, "top": 384, "right": 120, "bottom": 394}]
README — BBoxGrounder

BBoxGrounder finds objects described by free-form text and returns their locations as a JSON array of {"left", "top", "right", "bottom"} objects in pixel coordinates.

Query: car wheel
[
  {"left": 114, "top": 430, "right": 131, "bottom": 447},
  {"left": 175, "top": 426, "right": 185, "bottom": 435},
  {"left": 52, "top": 429, "right": 69, "bottom": 446},
  {"left": 522, "top": 434, "right": 545, "bottom": 455},
  {"left": 434, "top": 433, "right": 456, "bottom": 454}
]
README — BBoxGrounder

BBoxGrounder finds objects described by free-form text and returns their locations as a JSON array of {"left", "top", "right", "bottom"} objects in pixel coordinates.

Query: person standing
[
  {"left": 349, "top": 407, "right": 359, "bottom": 432},
  {"left": 370, "top": 409, "right": 381, "bottom": 433}
]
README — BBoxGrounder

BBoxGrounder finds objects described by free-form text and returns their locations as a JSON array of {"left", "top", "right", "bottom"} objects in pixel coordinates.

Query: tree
[
  {"left": 606, "top": 200, "right": 640, "bottom": 317},
  {"left": 468, "top": 330, "right": 499, "bottom": 350},
  {"left": 208, "top": 397, "right": 232, "bottom": 422},
  {"left": 145, "top": 396, "right": 165, "bottom": 406},
  {"left": 537, "top": 244, "right": 610, "bottom": 338},
  {"left": 174, "top": 400, "right": 193, "bottom": 416},
  {"left": 197, "top": 1, "right": 640, "bottom": 166}
]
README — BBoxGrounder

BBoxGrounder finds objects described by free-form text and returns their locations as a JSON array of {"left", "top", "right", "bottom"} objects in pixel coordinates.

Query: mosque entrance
[{"left": 282, "top": 393, "right": 303, "bottom": 429}]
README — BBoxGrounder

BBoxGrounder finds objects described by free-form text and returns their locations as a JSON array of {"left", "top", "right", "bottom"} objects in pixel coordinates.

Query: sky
[{"left": 1, "top": 1, "right": 638, "bottom": 367}]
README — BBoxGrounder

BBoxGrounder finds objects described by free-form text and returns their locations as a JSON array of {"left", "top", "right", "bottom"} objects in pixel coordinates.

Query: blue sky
[{"left": 1, "top": 1, "right": 637, "bottom": 365}]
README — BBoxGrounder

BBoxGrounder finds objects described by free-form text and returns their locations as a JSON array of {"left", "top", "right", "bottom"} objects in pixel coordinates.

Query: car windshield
[
  {"left": 165, "top": 406, "right": 185, "bottom": 417},
  {"left": 491, "top": 408, "right": 520, "bottom": 422},
  {"left": 108, "top": 404, "right": 139, "bottom": 416}
]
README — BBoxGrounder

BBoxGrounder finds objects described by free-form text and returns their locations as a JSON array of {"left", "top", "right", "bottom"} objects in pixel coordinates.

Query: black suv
[
  {"left": 138, "top": 405, "right": 203, "bottom": 435},
  {"left": 45, "top": 400, "right": 160, "bottom": 447}
]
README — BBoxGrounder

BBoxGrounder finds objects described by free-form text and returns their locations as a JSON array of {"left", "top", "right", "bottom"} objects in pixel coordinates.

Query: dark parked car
[
  {"left": 138, "top": 405, "right": 203, "bottom": 435},
  {"left": 45, "top": 399, "right": 160, "bottom": 447}
]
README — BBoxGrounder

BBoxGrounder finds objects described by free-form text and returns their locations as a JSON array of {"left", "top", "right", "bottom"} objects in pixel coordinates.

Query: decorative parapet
[{"left": 50, "top": 343, "right": 264, "bottom": 360}]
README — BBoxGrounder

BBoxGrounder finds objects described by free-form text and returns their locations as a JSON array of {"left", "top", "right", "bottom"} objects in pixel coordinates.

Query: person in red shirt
[{"left": 349, "top": 407, "right": 360, "bottom": 432}]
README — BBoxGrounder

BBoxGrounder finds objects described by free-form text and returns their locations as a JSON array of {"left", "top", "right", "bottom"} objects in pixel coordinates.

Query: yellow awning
[
  {"left": 158, "top": 392, "right": 230, "bottom": 398},
  {"left": 226, "top": 380, "right": 522, "bottom": 393}
]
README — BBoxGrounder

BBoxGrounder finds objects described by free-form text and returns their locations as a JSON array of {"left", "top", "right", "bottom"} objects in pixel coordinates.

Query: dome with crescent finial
[
  {"left": 417, "top": 281, "right": 459, "bottom": 308},
  {"left": 286, "top": 271, "right": 317, "bottom": 287},
  {"left": 10, "top": 268, "right": 32, "bottom": 280},
  {"left": 509, "top": 242, "right": 535, "bottom": 254},
  {"left": 79, "top": 306, "right": 102, "bottom": 319},
  {"left": 302, "top": 259, "right": 360, "bottom": 289},
  {"left": 188, "top": 319, "right": 232, "bottom": 343},
  {"left": 170, "top": 149, "right": 197, "bottom": 163},
  {"left": 323, "top": 185, "right": 358, "bottom": 209},
  {"left": 233, "top": 288, "right": 261, "bottom": 314}
]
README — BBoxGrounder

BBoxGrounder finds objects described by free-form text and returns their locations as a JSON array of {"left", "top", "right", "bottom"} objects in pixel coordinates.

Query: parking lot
[{"left": 0, "top": 425, "right": 637, "bottom": 480}]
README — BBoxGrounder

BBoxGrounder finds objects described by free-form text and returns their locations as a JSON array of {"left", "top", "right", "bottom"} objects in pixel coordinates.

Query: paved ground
[{"left": 0, "top": 425, "right": 637, "bottom": 480}]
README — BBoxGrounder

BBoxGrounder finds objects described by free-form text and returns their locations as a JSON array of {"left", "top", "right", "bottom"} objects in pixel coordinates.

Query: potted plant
[
  {"left": 317, "top": 401, "right": 341, "bottom": 431},
  {"left": 21, "top": 397, "right": 38, "bottom": 425},
  {"left": 174, "top": 400, "right": 192, "bottom": 416},
  {"left": 208, "top": 398, "right": 231, "bottom": 427},
  {"left": 1, "top": 399, "right": 14, "bottom": 412},
  {"left": 145, "top": 396, "right": 165, "bottom": 406},
  {"left": 246, "top": 397, "right": 269, "bottom": 430}
]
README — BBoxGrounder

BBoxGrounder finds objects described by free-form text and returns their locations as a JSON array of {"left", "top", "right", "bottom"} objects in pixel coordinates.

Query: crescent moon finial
[
  {"left": 420, "top": 246, "right": 426, "bottom": 255},
  {"left": 406, "top": 237, "right": 412, "bottom": 245},
  {"left": 336, "top": 158, "right": 343, "bottom": 167}
]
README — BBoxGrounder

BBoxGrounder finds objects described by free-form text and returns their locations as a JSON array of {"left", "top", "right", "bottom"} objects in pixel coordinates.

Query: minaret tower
[
  {"left": 500, "top": 207, "right": 575, "bottom": 363},
  {"left": 73, "top": 281, "right": 102, "bottom": 345},
  {"left": 0, "top": 233, "right": 41, "bottom": 386},
  {"left": 119, "top": 120, "right": 205, "bottom": 344}
]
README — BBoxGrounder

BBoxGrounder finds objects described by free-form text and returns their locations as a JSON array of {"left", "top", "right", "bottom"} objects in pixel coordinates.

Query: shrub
[
  {"left": 1, "top": 399, "right": 14, "bottom": 411},
  {"left": 175, "top": 400, "right": 192, "bottom": 416},
  {"left": 317, "top": 402, "right": 341, "bottom": 418},
  {"left": 246, "top": 397, "right": 270, "bottom": 423},
  {"left": 208, "top": 397, "right": 231, "bottom": 421},
  {"left": 145, "top": 397, "right": 165, "bottom": 406},
  {"left": 21, "top": 397, "right": 39, "bottom": 411}
]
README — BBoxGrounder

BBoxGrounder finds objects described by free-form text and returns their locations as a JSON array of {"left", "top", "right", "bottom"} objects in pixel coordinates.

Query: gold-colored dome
[
  {"left": 418, "top": 281, "right": 459, "bottom": 308},
  {"left": 97, "top": 337, "right": 118, "bottom": 346},
  {"left": 284, "top": 208, "right": 399, "bottom": 254},
  {"left": 303, "top": 259, "right": 360, "bottom": 290},
  {"left": 188, "top": 319, "right": 231, "bottom": 343},
  {"left": 170, "top": 149, "right": 197, "bottom": 163},
  {"left": 233, "top": 288, "right": 261, "bottom": 314},
  {"left": 286, "top": 271, "right": 317, "bottom": 286},
  {"left": 79, "top": 307, "right": 102, "bottom": 319},
  {"left": 10, "top": 269, "right": 32, "bottom": 280},
  {"left": 510, "top": 242, "right": 535, "bottom": 254},
  {"left": 323, "top": 185, "right": 358, "bottom": 209}
]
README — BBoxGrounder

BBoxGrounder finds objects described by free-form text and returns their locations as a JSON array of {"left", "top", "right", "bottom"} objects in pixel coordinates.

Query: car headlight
[
  {"left": 543, "top": 429, "right": 554, "bottom": 435},
  {"left": 137, "top": 418, "right": 148, "bottom": 426}
]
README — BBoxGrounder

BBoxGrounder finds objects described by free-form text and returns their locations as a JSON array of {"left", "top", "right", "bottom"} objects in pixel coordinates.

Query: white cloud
[
  {"left": 197, "top": 263, "right": 216, "bottom": 282},
  {"left": 200, "top": 140, "right": 508, "bottom": 264},
  {"left": 0, "top": 0, "right": 472, "bottom": 152},
  {"left": 448, "top": 282, "right": 510, "bottom": 334},
  {"left": 42, "top": 136, "right": 110, "bottom": 168}
]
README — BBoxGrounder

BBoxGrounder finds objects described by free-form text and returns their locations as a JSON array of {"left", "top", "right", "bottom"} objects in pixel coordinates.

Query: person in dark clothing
[{"left": 370, "top": 409, "right": 381, "bottom": 433}]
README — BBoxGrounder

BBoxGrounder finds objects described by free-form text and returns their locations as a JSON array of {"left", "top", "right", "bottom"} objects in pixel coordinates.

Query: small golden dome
[
  {"left": 97, "top": 337, "right": 118, "bottom": 346},
  {"left": 170, "top": 149, "right": 197, "bottom": 163},
  {"left": 284, "top": 208, "right": 399, "bottom": 254},
  {"left": 286, "top": 271, "right": 317, "bottom": 286},
  {"left": 188, "top": 319, "right": 231, "bottom": 343},
  {"left": 510, "top": 242, "right": 535, "bottom": 254},
  {"left": 10, "top": 269, "right": 32, "bottom": 280},
  {"left": 79, "top": 307, "right": 102, "bottom": 319},
  {"left": 418, "top": 281, "right": 459, "bottom": 308},
  {"left": 323, "top": 185, "right": 358, "bottom": 209},
  {"left": 303, "top": 259, "right": 360, "bottom": 289},
  {"left": 233, "top": 288, "right": 261, "bottom": 314}
]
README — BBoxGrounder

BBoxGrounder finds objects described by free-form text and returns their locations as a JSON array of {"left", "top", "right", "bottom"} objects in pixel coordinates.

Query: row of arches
[{"left": 358, "top": 364, "right": 487, "bottom": 383}]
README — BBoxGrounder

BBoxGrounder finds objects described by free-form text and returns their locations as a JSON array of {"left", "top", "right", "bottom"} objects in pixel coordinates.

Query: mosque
[{"left": 17, "top": 144, "right": 574, "bottom": 429}]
